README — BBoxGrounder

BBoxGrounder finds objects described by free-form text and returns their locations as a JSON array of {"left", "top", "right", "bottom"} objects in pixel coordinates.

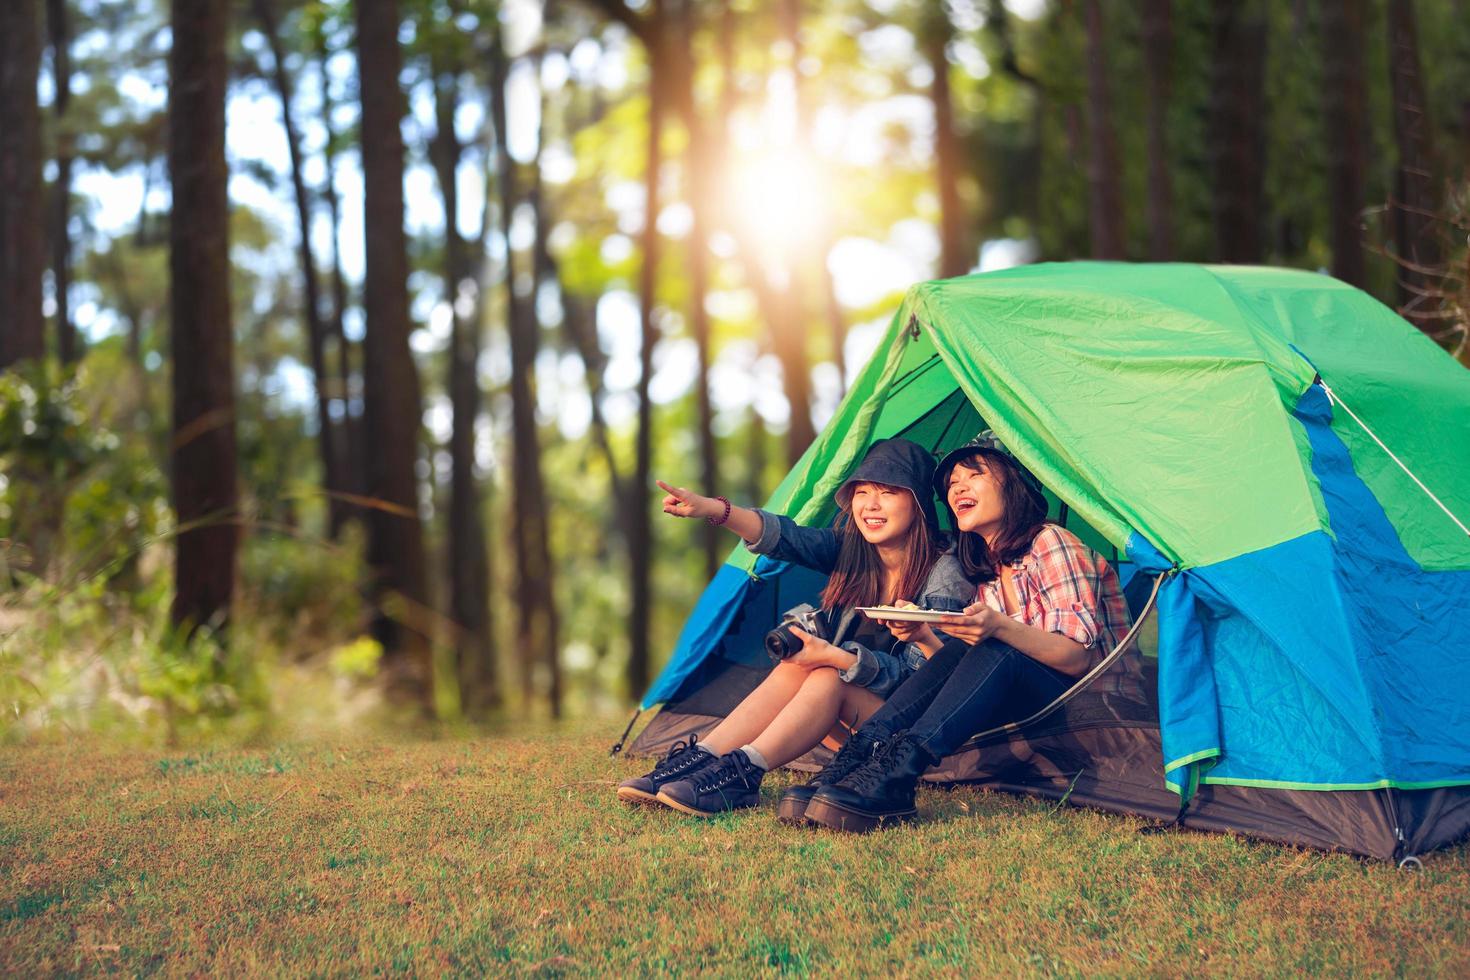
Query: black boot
[
  {"left": 805, "top": 733, "right": 935, "bottom": 833},
  {"left": 776, "top": 729, "right": 883, "bottom": 825}
]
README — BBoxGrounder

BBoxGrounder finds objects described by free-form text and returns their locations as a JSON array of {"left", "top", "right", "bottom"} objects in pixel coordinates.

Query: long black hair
[{"left": 939, "top": 450, "right": 1048, "bottom": 583}]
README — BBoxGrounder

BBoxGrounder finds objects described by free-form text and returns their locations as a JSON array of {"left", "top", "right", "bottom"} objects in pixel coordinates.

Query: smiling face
[
  {"left": 945, "top": 457, "right": 1008, "bottom": 540},
  {"left": 845, "top": 481, "right": 919, "bottom": 547}
]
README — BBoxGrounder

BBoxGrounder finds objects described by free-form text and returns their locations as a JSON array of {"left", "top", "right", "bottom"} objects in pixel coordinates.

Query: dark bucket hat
[
  {"left": 834, "top": 438, "right": 940, "bottom": 531},
  {"left": 933, "top": 430, "right": 1049, "bottom": 515}
]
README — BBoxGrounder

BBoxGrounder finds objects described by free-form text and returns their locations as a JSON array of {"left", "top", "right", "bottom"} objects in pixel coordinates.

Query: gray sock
[
  {"left": 738, "top": 744, "right": 771, "bottom": 771},
  {"left": 695, "top": 744, "right": 716, "bottom": 757}
]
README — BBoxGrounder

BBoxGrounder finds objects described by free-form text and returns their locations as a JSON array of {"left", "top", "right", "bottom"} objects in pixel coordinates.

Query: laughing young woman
[
  {"left": 802, "top": 432, "right": 1137, "bottom": 832},
  {"left": 616, "top": 439, "right": 974, "bottom": 818}
]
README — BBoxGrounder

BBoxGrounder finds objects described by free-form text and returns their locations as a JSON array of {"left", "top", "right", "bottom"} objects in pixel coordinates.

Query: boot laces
[
  {"left": 844, "top": 735, "right": 908, "bottom": 794},
  {"left": 690, "top": 752, "right": 758, "bottom": 792},
  {"left": 652, "top": 735, "right": 705, "bottom": 780},
  {"left": 824, "top": 734, "right": 876, "bottom": 781}
]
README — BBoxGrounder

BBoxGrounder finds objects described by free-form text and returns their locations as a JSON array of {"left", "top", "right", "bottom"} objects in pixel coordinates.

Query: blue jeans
[{"left": 862, "top": 638, "right": 1075, "bottom": 758}]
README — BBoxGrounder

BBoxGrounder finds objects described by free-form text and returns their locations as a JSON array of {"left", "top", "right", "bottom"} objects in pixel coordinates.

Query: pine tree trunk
[
  {"left": 356, "top": 0, "right": 432, "bottom": 707},
  {"left": 626, "top": 5, "right": 665, "bottom": 701},
  {"left": 1320, "top": 0, "right": 1368, "bottom": 287},
  {"left": 0, "top": 0, "right": 46, "bottom": 367},
  {"left": 1083, "top": 0, "right": 1125, "bottom": 260},
  {"left": 1386, "top": 0, "right": 1446, "bottom": 338},
  {"left": 489, "top": 28, "right": 561, "bottom": 717},
  {"left": 254, "top": 0, "right": 344, "bottom": 537},
  {"left": 432, "top": 51, "right": 497, "bottom": 717},
  {"left": 923, "top": 5, "right": 967, "bottom": 278},
  {"left": 1140, "top": 0, "right": 1174, "bottom": 260},
  {"left": 774, "top": 0, "right": 815, "bottom": 467},
  {"left": 669, "top": 0, "right": 721, "bottom": 581},
  {"left": 1208, "top": 0, "right": 1267, "bottom": 263},
  {"left": 46, "top": 0, "right": 77, "bottom": 364},
  {"left": 168, "top": 0, "right": 238, "bottom": 634},
  {"left": 313, "top": 21, "right": 361, "bottom": 530}
]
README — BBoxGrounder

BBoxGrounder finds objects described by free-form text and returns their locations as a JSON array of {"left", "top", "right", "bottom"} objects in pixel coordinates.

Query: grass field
[{"left": 3, "top": 722, "right": 1468, "bottom": 976}]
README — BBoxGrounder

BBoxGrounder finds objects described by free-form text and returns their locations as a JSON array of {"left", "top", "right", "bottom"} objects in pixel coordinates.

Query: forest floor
[{"left": 3, "top": 721, "right": 1468, "bottom": 977}]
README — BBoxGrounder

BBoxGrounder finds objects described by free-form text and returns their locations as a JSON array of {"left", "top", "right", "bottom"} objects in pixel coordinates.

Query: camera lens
[{"left": 764, "top": 624, "right": 798, "bottom": 661}]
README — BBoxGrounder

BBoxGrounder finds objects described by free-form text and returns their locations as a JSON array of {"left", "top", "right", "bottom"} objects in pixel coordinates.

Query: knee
[{"left": 798, "top": 666, "right": 844, "bottom": 693}]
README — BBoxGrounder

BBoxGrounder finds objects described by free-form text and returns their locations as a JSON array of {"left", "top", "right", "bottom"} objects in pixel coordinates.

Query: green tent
[{"left": 624, "top": 262, "right": 1470, "bottom": 861}]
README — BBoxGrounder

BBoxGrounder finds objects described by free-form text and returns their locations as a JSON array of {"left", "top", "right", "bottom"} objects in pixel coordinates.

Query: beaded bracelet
[{"left": 707, "top": 495, "right": 732, "bottom": 527}]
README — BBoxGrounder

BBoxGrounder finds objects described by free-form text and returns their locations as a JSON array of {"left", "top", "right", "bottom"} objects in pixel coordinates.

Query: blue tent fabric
[
  {"left": 641, "top": 563, "right": 761, "bottom": 710},
  {"left": 1130, "top": 385, "right": 1470, "bottom": 799},
  {"left": 641, "top": 557, "right": 828, "bottom": 710}
]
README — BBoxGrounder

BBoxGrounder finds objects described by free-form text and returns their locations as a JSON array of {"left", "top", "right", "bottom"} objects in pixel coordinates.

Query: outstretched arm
[{"left": 656, "top": 480, "right": 764, "bottom": 542}]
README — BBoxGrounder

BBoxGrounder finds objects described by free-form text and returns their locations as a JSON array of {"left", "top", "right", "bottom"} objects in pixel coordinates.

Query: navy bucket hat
[
  {"left": 933, "top": 430, "right": 1049, "bottom": 515},
  {"left": 834, "top": 438, "right": 940, "bottom": 531}
]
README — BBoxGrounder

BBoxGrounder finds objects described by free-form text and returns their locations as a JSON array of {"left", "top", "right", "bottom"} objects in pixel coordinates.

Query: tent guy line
[{"left": 1318, "top": 379, "right": 1470, "bottom": 538}]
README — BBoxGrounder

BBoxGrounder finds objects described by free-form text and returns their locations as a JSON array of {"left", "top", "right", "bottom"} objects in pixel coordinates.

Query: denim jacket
[{"left": 745, "top": 509, "right": 975, "bottom": 698}]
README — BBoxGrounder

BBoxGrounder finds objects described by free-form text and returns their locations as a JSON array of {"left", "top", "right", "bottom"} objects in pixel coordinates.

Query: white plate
[{"left": 857, "top": 606, "right": 953, "bottom": 623}]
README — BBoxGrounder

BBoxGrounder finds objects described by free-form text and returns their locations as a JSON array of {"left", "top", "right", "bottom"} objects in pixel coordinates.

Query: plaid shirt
[{"left": 976, "top": 524, "right": 1141, "bottom": 696}]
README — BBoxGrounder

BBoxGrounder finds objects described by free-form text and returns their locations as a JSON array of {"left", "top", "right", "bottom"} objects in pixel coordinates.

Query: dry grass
[{"left": 2, "top": 723, "right": 1467, "bottom": 976}]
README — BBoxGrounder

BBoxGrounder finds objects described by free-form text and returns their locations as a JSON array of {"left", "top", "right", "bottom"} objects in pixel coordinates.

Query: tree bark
[
  {"left": 0, "top": 0, "right": 46, "bottom": 367},
  {"left": 626, "top": 3, "right": 665, "bottom": 701},
  {"left": 922, "top": 5, "right": 967, "bottom": 278},
  {"left": 1386, "top": 0, "right": 1446, "bottom": 338},
  {"left": 356, "top": 0, "right": 432, "bottom": 707},
  {"left": 431, "top": 41, "right": 496, "bottom": 717},
  {"left": 1319, "top": 0, "right": 1368, "bottom": 287},
  {"left": 312, "top": 19, "right": 362, "bottom": 526},
  {"left": 668, "top": 0, "right": 721, "bottom": 580},
  {"left": 1082, "top": 0, "right": 1125, "bottom": 260},
  {"left": 489, "top": 27, "right": 561, "bottom": 716},
  {"left": 773, "top": 0, "right": 815, "bottom": 467},
  {"left": 46, "top": 0, "right": 78, "bottom": 364},
  {"left": 168, "top": 0, "right": 238, "bottom": 634},
  {"left": 254, "top": 0, "right": 345, "bottom": 537},
  {"left": 1208, "top": 0, "right": 1267, "bottom": 263},
  {"left": 1139, "top": 0, "right": 1174, "bottom": 260}
]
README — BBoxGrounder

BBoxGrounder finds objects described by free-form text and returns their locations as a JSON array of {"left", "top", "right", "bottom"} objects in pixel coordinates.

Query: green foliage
[
  {"left": 239, "top": 525, "right": 367, "bottom": 649},
  {"left": 328, "top": 636, "right": 383, "bottom": 681}
]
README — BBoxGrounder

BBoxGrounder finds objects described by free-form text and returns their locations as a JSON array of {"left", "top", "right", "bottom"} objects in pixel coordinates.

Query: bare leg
[
  {"left": 700, "top": 661, "right": 814, "bottom": 755},
  {"left": 749, "top": 669, "right": 885, "bottom": 769}
]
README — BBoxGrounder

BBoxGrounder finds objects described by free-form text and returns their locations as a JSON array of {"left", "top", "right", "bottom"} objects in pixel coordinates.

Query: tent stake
[{"left": 609, "top": 708, "right": 642, "bottom": 756}]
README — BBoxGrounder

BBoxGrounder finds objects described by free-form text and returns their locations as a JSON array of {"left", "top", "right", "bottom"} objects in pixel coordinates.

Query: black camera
[{"left": 764, "top": 604, "right": 828, "bottom": 663}]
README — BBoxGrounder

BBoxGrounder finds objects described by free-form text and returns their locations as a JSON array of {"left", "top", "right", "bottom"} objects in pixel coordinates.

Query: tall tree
[
  {"left": 921, "top": 3, "right": 968, "bottom": 278},
  {"left": 1319, "top": 0, "right": 1367, "bottom": 286},
  {"left": 47, "top": 0, "right": 79, "bottom": 363},
  {"left": 0, "top": 0, "right": 46, "bottom": 368},
  {"left": 771, "top": 0, "right": 816, "bottom": 466},
  {"left": 1082, "top": 0, "right": 1125, "bottom": 259},
  {"left": 488, "top": 25, "right": 562, "bottom": 715},
  {"left": 429, "top": 24, "right": 496, "bottom": 716},
  {"left": 167, "top": 0, "right": 238, "bottom": 632},
  {"left": 311, "top": 13, "right": 364, "bottom": 524},
  {"left": 581, "top": 0, "right": 667, "bottom": 701},
  {"left": 668, "top": 0, "right": 721, "bottom": 580},
  {"left": 629, "top": 2, "right": 664, "bottom": 699},
  {"left": 1208, "top": 0, "right": 1268, "bottom": 263},
  {"left": 1139, "top": 0, "right": 1174, "bottom": 260},
  {"left": 356, "top": 0, "right": 432, "bottom": 706},
  {"left": 253, "top": 0, "right": 346, "bottom": 536},
  {"left": 1386, "top": 0, "right": 1446, "bottom": 338}
]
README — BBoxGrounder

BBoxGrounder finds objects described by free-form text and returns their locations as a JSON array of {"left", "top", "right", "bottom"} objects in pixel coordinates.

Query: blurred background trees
[{"left": 1, "top": 0, "right": 1467, "bottom": 739}]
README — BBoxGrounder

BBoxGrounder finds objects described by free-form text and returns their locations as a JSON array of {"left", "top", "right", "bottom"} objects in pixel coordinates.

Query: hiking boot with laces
[
  {"left": 805, "top": 732, "right": 935, "bottom": 833},
  {"left": 655, "top": 750, "right": 764, "bottom": 817},
  {"left": 776, "top": 729, "right": 883, "bottom": 825},
  {"left": 616, "top": 735, "right": 716, "bottom": 804}
]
